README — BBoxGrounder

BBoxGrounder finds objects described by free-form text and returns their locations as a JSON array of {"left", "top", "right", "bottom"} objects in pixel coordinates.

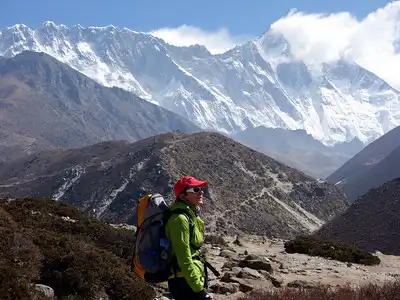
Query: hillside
[
  {"left": 0, "top": 51, "right": 199, "bottom": 161},
  {"left": 0, "top": 197, "right": 154, "bottom": 300},
  {"left": 0, "top": 131, "right": 349, "bottom": 239},
  {"left": 327, "top": 126, "right": 400, "bottom": 201},
  {"left": 317, "top": 178, "right": 400, "bottom": 255},
  {"left": 233, "top": 126, "right": 361, "bottom": 178}
]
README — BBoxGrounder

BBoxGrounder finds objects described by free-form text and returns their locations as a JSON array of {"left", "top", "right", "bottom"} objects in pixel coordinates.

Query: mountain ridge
[
  {"left": 327, "top": 125, "right": 400, "bottom": 201},
  {"left": 233, "top": 126, "right": 361, "bottom": 178},
  {"left": 0, "top": 131, "right": 349, "bottom": 239},
  {"left": 1, "top": 22, "right": 400, "bottom": 146},
  {"left": 0, "top": 50, "right": 200, "bottom": 161}
]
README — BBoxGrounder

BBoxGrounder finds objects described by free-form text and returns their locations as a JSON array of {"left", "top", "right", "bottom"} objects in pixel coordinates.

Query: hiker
[{"left": 165, "top": 176, "right": 212, "bottom": 300}]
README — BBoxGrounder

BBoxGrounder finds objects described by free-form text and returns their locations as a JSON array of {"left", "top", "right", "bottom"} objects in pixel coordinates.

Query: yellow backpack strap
[{"left": 137, "top": 194, "right": 152, "bottom": 227}]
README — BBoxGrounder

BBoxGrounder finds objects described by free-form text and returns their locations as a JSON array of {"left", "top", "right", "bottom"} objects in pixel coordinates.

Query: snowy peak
[{"left": 0, "top": 22, "right": 400, "bottom": 145}]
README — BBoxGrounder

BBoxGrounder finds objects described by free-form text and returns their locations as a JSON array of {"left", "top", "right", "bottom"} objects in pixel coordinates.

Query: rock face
[
  {"left": 0, "top": 131, "right": 348, "bottom": 238},
  {"left": 317, "top": 178, "right": 400, "bottom": 256},
  {"left": 0, "top": 51, "right": 199, "bottom": 162},
  {"left": 327, "top": 125, "right": 400, "bottom": 201}
]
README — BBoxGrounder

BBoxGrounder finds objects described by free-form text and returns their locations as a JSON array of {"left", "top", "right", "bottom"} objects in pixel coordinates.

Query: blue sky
[{"left": 0, "top": 0, "right": 388, "bottom": 35}]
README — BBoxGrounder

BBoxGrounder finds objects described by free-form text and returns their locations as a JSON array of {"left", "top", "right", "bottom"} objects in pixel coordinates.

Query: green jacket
[{"left": 165, "top": 201, "right": 205, "bottom": 292}]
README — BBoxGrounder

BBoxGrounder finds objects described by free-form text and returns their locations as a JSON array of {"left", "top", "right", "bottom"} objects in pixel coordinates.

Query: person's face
[{"left": 184, "top": 186, "right": 205, "bottom": 207}]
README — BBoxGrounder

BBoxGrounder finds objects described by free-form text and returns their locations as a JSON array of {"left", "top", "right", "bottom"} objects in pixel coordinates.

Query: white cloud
[
  {"left": 149, "top": 3, "right": 400, "bottom": 89},
  {"left": 150, "top": 25, "right": 252, "bottom": 54},
  {"left": 270, "top": 2, "right": 400, "bottom": 88}
]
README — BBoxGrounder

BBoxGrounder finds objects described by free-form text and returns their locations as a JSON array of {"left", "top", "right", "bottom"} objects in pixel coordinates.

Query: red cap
[{"left": 174, "top": 176, "right": 208, "bottom": 197}]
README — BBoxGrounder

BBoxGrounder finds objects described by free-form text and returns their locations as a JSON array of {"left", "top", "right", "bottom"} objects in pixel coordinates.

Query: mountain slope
[
  {"left": 0, "top": 51, "right": 199, "bottom": 161},
  {"left": 333, "top": 142, "right": 400, "bottom": 201},
  {"left": 1, "top": 22, "right": 400, "bottom": 145},
  {"left": 233, "top": 126, "right": 361, "bottom": 178},
  {"left": 317, "top": 178, "right": 400, "bottom": 256},
  {"left": 327, "top": 125, "right": 400, "bottom": 201},
  {"left": 0, "top": 131, "right": 349, "bottom": 239}
]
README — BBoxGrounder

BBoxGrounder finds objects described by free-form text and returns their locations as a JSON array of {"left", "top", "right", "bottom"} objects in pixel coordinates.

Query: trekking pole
[{"left": 204, "top": 260, "right": 220, "bottom": 277}]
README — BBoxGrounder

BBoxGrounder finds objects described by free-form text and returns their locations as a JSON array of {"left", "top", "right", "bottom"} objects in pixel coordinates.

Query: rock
[
  {"left": 263, "top": 272, "right": 284, "bottom": 287},
  {"left": 237, "top": 280, "right": 254, "bottom": 293},
  {"left": 35, "top": 284, "right": 54, "bottom": 298},
  {"left": 222, "top": 246, "right": 237, "bottom": 253},
  {"left": 233, "top": 237, "right": 243, "bottom": 246},
  {"left": 221, "top": 272, "right": 234, "bottom": 283},
  {"left": 220, "top": 249, "right": 238, "bottom": 259},
  {"left": 244, "top": 254, "right": 262, "bottom": 261},
  {"left": 222, "top": 260, "right": 239, "bottom": 270},
  {"left": 205, "top": 234, "right": 228, "bottom": 246},
  {"left": 237, "top": 267, "right": 264, "bottom": 279},
  {"left": 209, "top": 282, "right": 240, "bottom": 294},
  {"left": 231, "top": 267, "right": 243, "bottom": 275},
  {"left": 238, "top": 259, "right": 273, "bottom": 273},
  {"left": 296, "top": 269, "right": 308, "bottom": 275},
  {"left": 287, "top": 280, "right": 319, "bottom": 289},
  {"left": 220, "top": 272, "right": 269, "bottom": 293}
]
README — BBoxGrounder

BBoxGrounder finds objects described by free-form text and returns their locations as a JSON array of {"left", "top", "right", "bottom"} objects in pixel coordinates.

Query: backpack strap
[
  {"left": 168, "top": 208, "right": 200, "bottom": 249},
  {"left": 167, "top": 208, "right": 203, "bottom": 277}
]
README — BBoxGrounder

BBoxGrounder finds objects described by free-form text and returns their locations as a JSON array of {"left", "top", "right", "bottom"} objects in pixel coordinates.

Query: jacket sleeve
[{"left": 167, "top": 214, "right": 203, "bottom": 292}]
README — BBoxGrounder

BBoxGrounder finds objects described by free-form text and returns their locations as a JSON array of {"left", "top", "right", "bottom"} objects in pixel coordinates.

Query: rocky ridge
[{"left": 0, "top": 131, "right": 349, "bottom": 239}]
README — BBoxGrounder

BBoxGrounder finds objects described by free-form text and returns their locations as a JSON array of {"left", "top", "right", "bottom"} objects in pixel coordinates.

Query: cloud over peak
[
  {"left": 270, "top": 2, "right": 400, "bottom": 88},
  {"left": 150, "top": 25, "right": 252, "bottom": 54},
  {"left": 150, "top": 2, "right": 400, "bottom": 89}
]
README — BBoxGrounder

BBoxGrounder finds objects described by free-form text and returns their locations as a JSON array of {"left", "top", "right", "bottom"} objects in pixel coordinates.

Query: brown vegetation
[
  {"left": 239, "top": 280, "right": 400, "bottom": 300},
  {"left": 284, "top": 235, "right": 380, "bottom": 266},
  {"left": 0, "top": 197, "right": 155, "bottom": 300}
]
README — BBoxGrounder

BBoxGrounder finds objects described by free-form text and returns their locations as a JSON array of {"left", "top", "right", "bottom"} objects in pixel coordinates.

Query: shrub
[
  {"left": 0, "top": 197, "right": 155, "bottom": 300},
  {"left": 284, "top": 235, "right": 380, "bottom": 265},
  {"left": 3, "top": 197, "right": 136, "bottom": 260}
]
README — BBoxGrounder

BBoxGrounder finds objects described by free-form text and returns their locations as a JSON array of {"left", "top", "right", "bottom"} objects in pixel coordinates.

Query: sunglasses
[{"left": 185, "top": 187, "right": 204, "bottom": 193}]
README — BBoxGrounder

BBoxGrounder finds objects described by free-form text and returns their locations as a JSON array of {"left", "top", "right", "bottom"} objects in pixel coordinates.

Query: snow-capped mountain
[{"left": 1, "top": 21, "right": 399, "bottom": 145}]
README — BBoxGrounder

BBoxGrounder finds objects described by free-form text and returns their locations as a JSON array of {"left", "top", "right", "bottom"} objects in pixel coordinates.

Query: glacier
[{"left": 0, "top": 21, "right": 399, "bottom": 146}]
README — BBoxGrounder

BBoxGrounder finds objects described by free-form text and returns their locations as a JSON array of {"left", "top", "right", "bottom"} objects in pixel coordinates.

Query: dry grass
[{"left": 239, "top": 280, "right": 400, "bottom": 300}]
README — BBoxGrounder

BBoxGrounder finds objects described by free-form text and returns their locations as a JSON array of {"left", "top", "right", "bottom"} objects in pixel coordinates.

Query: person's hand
[{"left": 196, "top": 289, "right": 213, "bottom": 299}]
